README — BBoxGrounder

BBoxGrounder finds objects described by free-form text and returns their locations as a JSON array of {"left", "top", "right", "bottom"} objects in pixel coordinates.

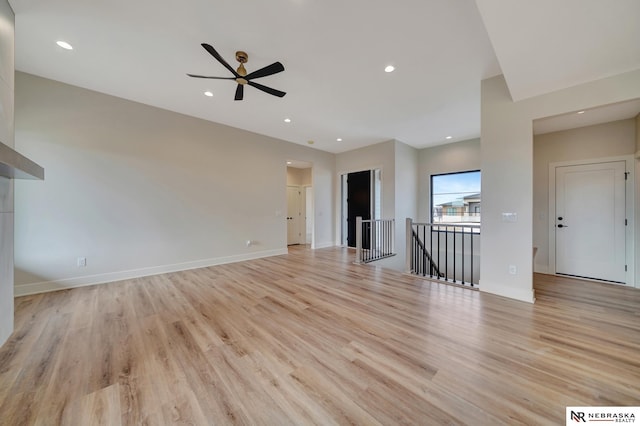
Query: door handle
[{"left": 557, "top": 224, "right": 567, "bottom": 228}]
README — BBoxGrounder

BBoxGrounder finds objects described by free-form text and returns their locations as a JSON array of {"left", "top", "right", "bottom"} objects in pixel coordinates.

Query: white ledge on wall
[{"left": 0, "top": 141, "right": 44, "bottom": 180}]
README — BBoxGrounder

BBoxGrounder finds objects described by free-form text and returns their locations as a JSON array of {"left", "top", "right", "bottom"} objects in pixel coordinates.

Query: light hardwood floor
[{"left": 1, "top": 246, "right": 639, "bottom": 425}]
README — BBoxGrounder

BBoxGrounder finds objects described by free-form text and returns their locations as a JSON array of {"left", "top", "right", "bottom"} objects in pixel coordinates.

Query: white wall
[
  {"left": 533, "top": 119, "right": 636, "bottom": 273},
  {"left": 417, "top": 138, "right": 481, "bottom": 223},
  {"left": 481, "top": 70, "right": 640, "bottom": 303},
  {"left": 0, "top": 0, "right": 14, "bottom": 346},
  {"left": 14, "top": 72, "right": 335, "bottom": 295}
]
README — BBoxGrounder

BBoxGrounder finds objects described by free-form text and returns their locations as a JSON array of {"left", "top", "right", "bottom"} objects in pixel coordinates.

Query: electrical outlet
[
  {"left": 508, "top": 265, "right": 517, "bottom": 275},
  {"left": 77, "top": 257, "right": 87, "bottom": 267}
]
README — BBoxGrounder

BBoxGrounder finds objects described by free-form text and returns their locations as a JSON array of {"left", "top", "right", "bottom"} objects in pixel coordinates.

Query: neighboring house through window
[{"left": 431, "top": 171, "right": 481, "bottom": 224}]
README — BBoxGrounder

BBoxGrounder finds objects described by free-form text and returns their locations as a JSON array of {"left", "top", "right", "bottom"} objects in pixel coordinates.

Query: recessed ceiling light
[
  {"left": 446, "top": 136, "right": 453, "bottom": 140},
  {"left": 287, "top": 161, "right": 292, "bottom": 165},
  {"left": 577, "top": 110, "right": 585, "bottom": 114},
  {"left": 56, "top": 40, "right": 73, "bottom": 50},
  {"left": 337, "top": 138, "right": 342, "bottom": 142},
  {"left": 384, "top": 65, "right": 395, "bottom": 73},
  {"left": 284, "top": 118, "right": 291, "bottom": 123},
  {"left": 204, "top": 91, "right": 213, "bottom": 97}
]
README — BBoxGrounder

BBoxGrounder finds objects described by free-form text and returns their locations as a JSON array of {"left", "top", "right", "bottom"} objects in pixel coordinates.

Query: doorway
[
  {"left": 550, "top": 158, "right": 631, "bottom": 284},
  {"left": 287, "top": 186, "right": 303, "bottom": 245},
  {"left": 341, "top": 169, "right": 381, "bottom": 247},
  {"left": 286, "top": 162, "right": 313, "bottom": 247}
]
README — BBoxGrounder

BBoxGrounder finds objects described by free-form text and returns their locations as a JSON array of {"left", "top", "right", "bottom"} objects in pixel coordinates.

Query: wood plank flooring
[{"left": 1, "top": 246, "right": 639, "bottom": 425}]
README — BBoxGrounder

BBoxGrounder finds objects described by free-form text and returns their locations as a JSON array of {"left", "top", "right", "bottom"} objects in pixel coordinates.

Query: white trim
[
  {"left": 479, "top": 279, "right": 536, "bottom": 303},
  {"left": 548, "top": 155, "right": 635, "bottom": 287},
  {"left": 313, "top": 241, "right": 335, "bottom": 249},
  {"left": 303, "top": 185, "right": 315, "bottom": 248},
  {"left": 538, "top": 272, "right": 631, "bottom": 287},
  {"left": 14, "top": 248, "right": 288, "bottom": 297}
]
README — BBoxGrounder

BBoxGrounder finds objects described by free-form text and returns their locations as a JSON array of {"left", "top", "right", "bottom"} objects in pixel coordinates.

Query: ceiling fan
[{"left": 187, "top": 43, "right": 286, "bottom": 101}]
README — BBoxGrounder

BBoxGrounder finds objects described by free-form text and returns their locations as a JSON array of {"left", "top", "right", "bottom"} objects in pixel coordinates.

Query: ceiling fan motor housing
[{"left": 235, "top": 51, "right": 248, "bottom": 63}]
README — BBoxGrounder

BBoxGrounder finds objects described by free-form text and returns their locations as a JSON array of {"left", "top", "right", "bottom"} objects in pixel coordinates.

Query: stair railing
[
  {"left": 406, "top": 218, "right": 480, "bottom": 287},
  {"left": 355, "top": 217, "right": 396, "bottom": 264}
]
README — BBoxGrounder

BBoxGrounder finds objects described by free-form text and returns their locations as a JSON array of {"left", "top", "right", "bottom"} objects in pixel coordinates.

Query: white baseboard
[
  {"left": 313, "top": 242, "right": 335, "bottom": 249},
  {"left": 478, "top": 279, "right": 536, "bottom": 304},
  {"left": 14, "top": 248, "right": 288, "bottom": 297}
]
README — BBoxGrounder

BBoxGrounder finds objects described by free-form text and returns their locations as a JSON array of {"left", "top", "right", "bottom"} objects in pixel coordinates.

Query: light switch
[{"left": 502, "top": 212, "right": 517, "bottom": 222}]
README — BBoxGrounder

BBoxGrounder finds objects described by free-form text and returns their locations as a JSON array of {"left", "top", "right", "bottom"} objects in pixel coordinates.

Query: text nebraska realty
[{"left": 577, "top": 411, "right": 635, "bottom": 422}]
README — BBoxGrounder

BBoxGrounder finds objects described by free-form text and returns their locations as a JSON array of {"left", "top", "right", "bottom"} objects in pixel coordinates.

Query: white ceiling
[
  {"left": 534, "top": 99, "right": 640, "bottom": 136},
  {"left": 475, "top": 0, "right": 640, "bottom": 102},
  {"left": 8, "top": 0, "right": 640, "bottom": 154}
]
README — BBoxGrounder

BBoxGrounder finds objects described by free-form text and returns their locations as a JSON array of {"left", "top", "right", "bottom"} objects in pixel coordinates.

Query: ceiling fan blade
[
  {"left": 234, "top": 84, "right": 244, "bottom": 101},
  {"left": 186, "top": 74, "right": 235, "bottom": 80},
  {"left": 245, "top": 62, "right": 285, "bottom": 80},
  {"left": 201, "top": 43, "right": 239, "bottom": 77},
  {"left": 247, "top": 81, "right": 286, "bottom": 98}
]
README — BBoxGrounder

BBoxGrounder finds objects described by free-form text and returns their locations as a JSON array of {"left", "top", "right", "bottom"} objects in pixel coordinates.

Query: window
[{"left": 431, "top": 170, "right": 481, "bottom": 224}]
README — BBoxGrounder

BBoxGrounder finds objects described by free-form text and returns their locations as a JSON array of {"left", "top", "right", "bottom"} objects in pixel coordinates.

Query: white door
[
  {"left": 287, "top": 186, "right": 302, "bottom": 245},
  {"left": 555, "top": 161, "right": 626, "bottom": 283}
]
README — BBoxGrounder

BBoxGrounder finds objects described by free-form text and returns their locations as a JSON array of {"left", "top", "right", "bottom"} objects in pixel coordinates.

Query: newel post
[
  {"left": 405, "top": 218, "right": 413, "bottom": 273},
  {"left": 355, "top": 216, "right": 362, "bottom": 264}
]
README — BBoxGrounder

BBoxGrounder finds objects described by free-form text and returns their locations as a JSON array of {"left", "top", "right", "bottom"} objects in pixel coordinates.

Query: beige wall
[
  {"left": 417, "top": 138, "right": 481, "bottom": 222},
  {"left": 14, "top": 72, "right": 335, "bottom": 295},
  {"left": 637, "top": 114, "right": 640, "bottom": 152},
  {"left": 0, "top": 0, "right": 14, "bottom": 346},
  {"left": 533, "top": 119, "right": 636, "bottom": 273},
  {"left": 286, "top": 167, "right": 312, "bottom": 186},
  {"left": 481, "top": 70, "right": 640, "bottom": 303},
  {"left": 635, "top": 113, "right": 640, "bottom": 283}
]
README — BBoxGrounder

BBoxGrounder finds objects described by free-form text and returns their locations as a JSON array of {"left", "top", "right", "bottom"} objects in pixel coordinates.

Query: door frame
[
  {"left": 285, "top": 162, "right": 314, "bottom": 248},
  {"left": 303, "top": 185, "right": 313, "bottom": 246},
  {"left": 338, "top": 167, "right": 383, "bottom": 247},
  {"left": 548, "top": 155, "right": 635, "bottom": 286}
]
